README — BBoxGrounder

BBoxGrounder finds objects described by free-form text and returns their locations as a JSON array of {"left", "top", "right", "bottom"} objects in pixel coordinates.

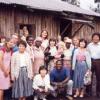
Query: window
[{"left": 19, "top": 24, "right": 36, "bottom": 38}]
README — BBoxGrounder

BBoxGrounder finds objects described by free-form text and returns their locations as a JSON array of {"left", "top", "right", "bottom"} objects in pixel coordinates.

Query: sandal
[
  {"left": 79, "top": 94, "right": 84, "bottom": 98},
  {"left": 74, "top": 93, "right": 79, "bottom": 98}
]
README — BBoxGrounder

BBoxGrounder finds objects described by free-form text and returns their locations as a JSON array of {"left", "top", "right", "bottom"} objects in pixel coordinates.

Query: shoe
[
  {"left": 66, "top": 95, "right": 73, "bottom": 100},
  {"left": 73, "top": 92, "right": 79, "bottom": 98},
  {"left": 42, "top": 97, "right": 47, "bottom": 100},
  {"left": 79, "top": 94, "right": 84, "bottom": 98},
  {"left": 34, "top": 96, "right": 38, "bottom": 100},
  {"left": 73, "top": 94, "right": 79, "bottom": 98},
  {"left": 96, "top": 94, "right": 100, "bottom": 98}
]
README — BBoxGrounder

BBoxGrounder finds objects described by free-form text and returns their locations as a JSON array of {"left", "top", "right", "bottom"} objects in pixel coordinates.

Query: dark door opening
[{"left": 60, "top": 19, "right": 72, "bottom": 40}]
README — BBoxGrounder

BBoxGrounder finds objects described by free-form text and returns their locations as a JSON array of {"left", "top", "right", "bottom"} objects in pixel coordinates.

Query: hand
[
  {"left": 4, "top": 69, "right": 10, "bottom": 77},
  {"left": 11, "top": 76, "right": 16, "bottom": 82},
  {"left": 45, "top": 88, "right": 48, "bottom": 92},
  {"left": 58, "top": 83, "right": 63, "bottom": 86},
  {"left": 39, "top": 88, "right": 44, "bottom": 92}
]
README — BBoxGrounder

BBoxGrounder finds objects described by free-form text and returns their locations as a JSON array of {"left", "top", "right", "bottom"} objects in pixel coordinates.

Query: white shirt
[
  {"left": 49, "top": 46, "right": 57, "bottom": 56},
  {"left": 87, "top": 42, "right": 100, "bottom": 59},
  {"left": 33, "top": 74, "right": 51, "bottom": 89},
  {"left": 19, "top": 53, "right": 27, "bottom": 67},
  {"left": 26, "top": 44, "right": 34, "bottom": 61},
  {"left": 64, "top": 49, "right": 72, "bottom": 60}
]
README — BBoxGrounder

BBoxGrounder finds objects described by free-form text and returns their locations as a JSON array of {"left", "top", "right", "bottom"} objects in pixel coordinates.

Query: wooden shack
[{"left": 0, "top": 0, "right": 100, "bottom": 40}]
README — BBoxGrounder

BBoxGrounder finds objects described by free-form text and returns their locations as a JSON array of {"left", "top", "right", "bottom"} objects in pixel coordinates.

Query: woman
[
  {"left": 44, "top": 38, "right": 57, "bottom": 71},
  {"left": 72, "top": 39, "right": 91, "bottom": 98},
  {"left": 0, "top": 38, "right": 13, "bottom": 100},
  {"left": 26, "top": 35, "right": 34, "bottom": 62},
  {"left": 40, "top": 30, "right": 49, "bottom": 51},
  {"left": 33, "top": 37, "right": 44, "bottom": 75},
  {"left": 21, "top": 26, "right": 29, "bottom": 41},
  {"left": 33, "top": 66, "right": 51, "bottom": 100},
  {"left": 11, "top": 40, "right": 33, "bottom": 100}
]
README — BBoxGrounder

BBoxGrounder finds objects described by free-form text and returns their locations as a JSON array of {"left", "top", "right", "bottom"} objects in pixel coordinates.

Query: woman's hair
[
  {"left": 17, "top": 40, "right": 27, "bottom": 48},
  {"left": 49, "top": 38, "right": 56, "bottom": 46},
  {"left": 3, "top": 37, "right": 12, "bottom": 52},
  {"left": 79, "top": 38, "right": 87, "bottom": 48},
  {"left": 92, "top": 32, "right": 100, "bottom": 40},
  {"left": 40, "top": 30, "right": 48, "bottom": 39},
  {"left": 39, "top": 65, "right": 48, "bottom": 74}
]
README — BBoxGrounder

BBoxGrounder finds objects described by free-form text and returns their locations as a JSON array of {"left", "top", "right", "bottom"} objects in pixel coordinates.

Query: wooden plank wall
[
  {"left": 0, "top": 7, "right": 60, "bottom": 38},
  {"left": 72, "top": 22, "right": 100, "bottom": 42}
]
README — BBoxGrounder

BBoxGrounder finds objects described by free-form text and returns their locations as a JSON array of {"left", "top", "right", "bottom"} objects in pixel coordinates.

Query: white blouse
[
  {"left": 49, "top": 46, "right": 57, "bottom": 56},
  {"left": 19, "top": 53, "right": 27, "bottom": 67},
  {"left": 33, "top": 74, "right": 51, "bottom": 89}
]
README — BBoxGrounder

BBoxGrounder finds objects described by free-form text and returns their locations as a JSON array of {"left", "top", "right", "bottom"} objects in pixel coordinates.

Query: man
[
  {"left": 50, "top": 60, "right": 73, "bottom": 100},
  {"left": 88, "top": 33, "right": 100, "bottom": 98},
  {"left": 11, "top": 33, "right": 19, "bottom": 52}
]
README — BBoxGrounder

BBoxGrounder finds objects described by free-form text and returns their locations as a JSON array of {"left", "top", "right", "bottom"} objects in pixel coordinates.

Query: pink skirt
[{"left": 0, "top": 70, "right": 10, "bottom": 90}]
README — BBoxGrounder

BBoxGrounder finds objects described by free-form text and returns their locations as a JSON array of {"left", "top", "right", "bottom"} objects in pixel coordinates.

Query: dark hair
[
  {"left": 5, "top": 37, "right": 12, "bottom": 46},
  {"left": 92, "top": 32, "right": 100, "bottom": 40},
  {"left": 26, "top": 35, "right": 34, "bottom": 42},
  {"left": 79, "top": 39, "right": 87, "bottom": 48},
  {"left": 40, "top": 30, "right": 48, "bottom": 39},
  {"left": 39, "top": 65, "right": 48, "bottom": 74},
  {"left": 17, "top": 40, "right": 27, "bottom": 48},
  {"left": 49, "top": 38, "right": 56, "bottom": 46}
]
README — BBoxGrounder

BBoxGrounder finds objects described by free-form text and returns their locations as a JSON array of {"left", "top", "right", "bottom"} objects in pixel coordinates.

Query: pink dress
[
  {"left": 33, "top": 47, "right": 44, "bottom": 75},
  {"left": 0, "top": 51, "right": 12, "bottom": 90}
]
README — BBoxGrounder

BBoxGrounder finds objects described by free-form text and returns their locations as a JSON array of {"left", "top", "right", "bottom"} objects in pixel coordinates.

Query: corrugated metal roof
[{"left": 0, "top": 0, "right": 100, "bottom": 17}]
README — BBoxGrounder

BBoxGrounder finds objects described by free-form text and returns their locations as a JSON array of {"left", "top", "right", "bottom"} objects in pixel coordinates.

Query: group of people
[{"left": 0, "top": 28, "right": 100, "bottom": 100}]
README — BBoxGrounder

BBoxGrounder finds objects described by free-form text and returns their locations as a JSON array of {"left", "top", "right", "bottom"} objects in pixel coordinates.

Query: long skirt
[
  {"left": 73, "top": 61, "right": 88, "bottom": 89},
  {"left": 12, "top": 67, "right": 33, "bottom": 99}
]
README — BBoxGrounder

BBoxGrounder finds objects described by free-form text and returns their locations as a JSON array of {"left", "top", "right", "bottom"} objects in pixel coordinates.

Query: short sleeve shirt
[{"left": 50, "top": 67, "right": 70, "bottom": 82}]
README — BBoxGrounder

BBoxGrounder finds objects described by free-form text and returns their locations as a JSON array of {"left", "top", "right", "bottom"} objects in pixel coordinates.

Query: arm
[
  {"left": 60, "top": 77, "right": 69, "bottom": 85},
  {"left": 72, "top": 49, "right": 77, "bottom": 70},
  {"left": 11, "top": 53, "right": 16, "bottom": 81},
  {"left": 0, "top": 51, "right": 4, "bottom": 72},
  {"left": 33, "top": 76, "right": 39, "bottom": 90},
  {"left": 58, "top": 69, "right": 70, "bottom": 86},
  {"left": 50, "top": 72, "right": 59, "bottom": 86},
  {"left": 85, "top": 51, "right": 91, "bottom": 70}
]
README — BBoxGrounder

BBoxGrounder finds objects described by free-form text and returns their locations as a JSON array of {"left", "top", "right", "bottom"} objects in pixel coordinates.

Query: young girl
[
  {"left": 44, "top": 38, "right": 57, "bottom": 71},
  {"left": 72, "top": 39, "right": 91, "bottom": 98},
  {"left": 0, "top": 38, "right": 13, "bottom": 100},
  {"left": 11, "top": 40, "right": 33, "bottom": 100}
]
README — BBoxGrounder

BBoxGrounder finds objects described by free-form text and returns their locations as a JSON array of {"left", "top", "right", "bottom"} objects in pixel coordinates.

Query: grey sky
[{"left": 80, "top": 0, "right": 97, "bottom": 10}]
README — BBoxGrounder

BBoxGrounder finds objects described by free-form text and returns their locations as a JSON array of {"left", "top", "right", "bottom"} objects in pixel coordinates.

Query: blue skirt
[
  {"left": 73, "top": 61, "right": 88, "bottom": 88},
  {"left": 12, "top": 67, "right": 33, "bottom": 98}
]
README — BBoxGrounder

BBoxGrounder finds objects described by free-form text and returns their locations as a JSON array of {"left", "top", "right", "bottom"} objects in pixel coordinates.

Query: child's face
[
  {"left": 40, "top": 69, "right": 47, "bottom": 77},
  {"left": 50, "top": 41, "right": 56, "bottom": 47}
]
